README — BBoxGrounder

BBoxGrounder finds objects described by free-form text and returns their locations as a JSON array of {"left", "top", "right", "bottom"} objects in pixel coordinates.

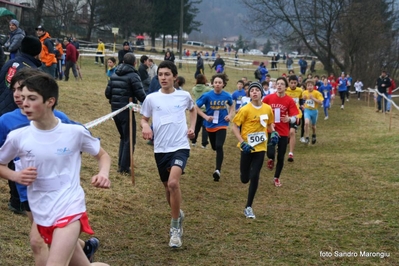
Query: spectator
[
  {"left": 298, "top": 57, "right": 308, "bottom": 75},
  {"left": 387, "top": 74, "right": 396, "bottom": 112},
  {"left": 35, "top": 25, "right": 57, "bottom": 77},
  {"left": 148, "top": 58, "right": 158, "bottom": 80},
  {"left": 286, "top": 56, "right": 293, "bottom": 70},
  {"left": 95, "top": 38, "right": 105, "bottom": 66},
  {"left": 164, "top": 48, "right": 175, "bottom": 63},
  {"left": 211, "top": 54, "right": 225, "bottom": 73},
  {"left": 138, "top": 55, "right": 151, "bottom": 94},
  {"left": 195, "top": 52, "right": 204, "bottom": 78},
  {"left": 63, "top": 38, "right": 79, "bottom": 81},
  {"left": 105, "top": 53, "right": 146, "bottom": 174},
  {"left": 106, "top": 57, "right": 116, "bottom": 79},
  {"left": 54, "top": 39, "right": 64, "bottom": 80},
  {"left": 71, "top": 37, "right": 80, "bottom": 50},
  {"left": 310, "top": 57, "right": 316, "bottom": 73},
  {"left": 376, "top": 70, "right": 391, "bottom": 112},
  {"left": 4, "top": 19, "right": 25, "bottom": 59},
  {"left": 118, "top": 41, "right": 132, "bottom": 65}
]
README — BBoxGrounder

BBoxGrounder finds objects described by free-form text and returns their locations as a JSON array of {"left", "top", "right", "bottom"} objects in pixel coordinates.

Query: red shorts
[{"left": 37, "top": 212, "right": 94, "bottom": 244}]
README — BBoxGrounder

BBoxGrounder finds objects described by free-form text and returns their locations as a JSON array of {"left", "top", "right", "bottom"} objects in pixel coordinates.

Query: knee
[
  {"left": 167, "top": 179, "right": 180, "bottom": 192},
  {"left": 30, "top": 233, "right": 46, "bottom": 255}
]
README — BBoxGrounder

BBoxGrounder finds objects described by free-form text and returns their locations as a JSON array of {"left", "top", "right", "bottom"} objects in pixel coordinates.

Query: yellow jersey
[
  {"left": 286, "top": 87, "right": 303, "bottom": 118},
  {"left": 232, "top": 102, "right": 274, "bottom": 152},
  {"left": 302, "top": 90, "right": 324, "bottom": 110}
]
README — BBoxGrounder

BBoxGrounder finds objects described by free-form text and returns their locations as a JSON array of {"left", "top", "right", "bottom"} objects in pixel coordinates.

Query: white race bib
[
  {"left": 306, "top": 99, "right": 315, "bottom": 108},
  {"left": 247, "top": 132, "right": 267, "bottom": 147},
  {"left": 212, "top": 110, "right": 219, "bottom": 124}
]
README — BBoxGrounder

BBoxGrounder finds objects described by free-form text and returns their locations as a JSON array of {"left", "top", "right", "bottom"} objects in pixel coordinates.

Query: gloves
[
  {"left": 268, "top": 131, "right": 280, "bottom": 146},
  {"left": 240, "top": 141, "right": 255, "bottom": 153}
]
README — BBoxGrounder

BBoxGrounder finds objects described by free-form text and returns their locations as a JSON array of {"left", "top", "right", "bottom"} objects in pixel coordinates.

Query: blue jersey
[
  {"left": 231, "top": 89, "right": 247, "bottom": 110},
  {"left": 196, "top": 90, "right": 233, "bottom": 130},
  {"left": 319, "top": 84, "right": 332, "bottom": 101},
  {"left": 338, "top": 77, "right": 347, "bottom": 92}
]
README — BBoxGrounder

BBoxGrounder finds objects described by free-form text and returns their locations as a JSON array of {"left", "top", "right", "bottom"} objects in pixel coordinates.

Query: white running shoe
[
  {"left": 169, "top": 228, "right": 182, "bottom": 248},
  {"left": 244, "top": 206, "right": 256, "bottom": 219},
  {"left": 324, "top": 116, "right": 329, "bottom": 120},
  {"left": 299, "top": 137, "right": 306, "bottom": 143},
  {"left": 341, "top": 105, "right": 344, "bottom": 110}
]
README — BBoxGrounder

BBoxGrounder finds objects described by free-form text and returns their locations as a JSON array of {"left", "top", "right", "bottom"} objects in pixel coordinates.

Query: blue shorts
[
  {"left": 304, "top": 109, "right": 318, "bottom": 125},
  {"left": 154, "top": 149, "right": 190, "bottom": 182}
]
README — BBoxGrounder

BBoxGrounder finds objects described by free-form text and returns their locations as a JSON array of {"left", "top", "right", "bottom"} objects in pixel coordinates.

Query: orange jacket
[
  {"left": 55, "top": 43, "right": 64, "bottom": 60},
  {"left": 38, "top": 32, "right": 57, "bottom": 66}
]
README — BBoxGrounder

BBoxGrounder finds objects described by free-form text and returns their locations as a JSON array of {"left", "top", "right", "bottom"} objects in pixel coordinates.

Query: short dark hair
[
  {"left": 20, "top": 72, "right": 58, "bottom": 110},
  {"left": 196, "top": 74, "right": 207, "bottom": 85},
  {"left": 123, "top": 53, "right": 136, "bottom": 65},
  {"left": 276, "top": 77, "right": 288, "bottom": 87},
  {"left": 158, "top": 60, "right": 178, "bottom": 76},
  {"left": 261, "top": 81, "right": 269, "bottom": 86},
  {"left": 140, "top": 55, "right": 149, "bottom": 64},
  {"left": 107, "top": 57, "right": 116, "bottom": 64},
  {"left": 211, "top": 73, "right": 229, "bottom": 88},
  {"left": 288, "top": 75, "right": 298, "bottom": 82},
  {"left": 175, "top": 76, "right": 186, "bottom": 88},
  {"left": 237, "top": 80, "right": 244, "bottom": 86},
  {"left": 10, "top": 68, "right": 42, "bottom": 91}
]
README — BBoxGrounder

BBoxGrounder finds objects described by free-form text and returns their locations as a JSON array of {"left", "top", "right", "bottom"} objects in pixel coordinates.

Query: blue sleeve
[
  {"left": 232, "top": 91, "right": 237, "bottom": 101},
  {"left": 227, "top": 92, "right": 233, "bottom": 106},
  {"left": 0, "top": 118, "right": 7, "bottom": 147},
  {"left": 196, "top": 93, "right": 207, "bottom": 108},
  {"left": 54, "top": 110, "right": 71, "bottom": 123}
]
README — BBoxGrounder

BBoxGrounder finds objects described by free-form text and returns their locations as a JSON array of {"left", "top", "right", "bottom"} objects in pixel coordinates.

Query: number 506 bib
[{"left": 247, "top": 132, "right": 267, "bottom": 147}]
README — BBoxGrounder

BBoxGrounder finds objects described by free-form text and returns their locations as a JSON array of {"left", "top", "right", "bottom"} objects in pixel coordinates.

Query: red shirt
[{"left": 263, "top": 93, "right": 299, "bottom": 136}]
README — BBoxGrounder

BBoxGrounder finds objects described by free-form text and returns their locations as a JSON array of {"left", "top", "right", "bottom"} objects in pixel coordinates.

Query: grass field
[{"left": 0, "top": 55, "right": 399, "bottom": 266}]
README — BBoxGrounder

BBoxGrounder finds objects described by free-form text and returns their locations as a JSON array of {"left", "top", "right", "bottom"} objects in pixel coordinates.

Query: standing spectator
[
  {"left": 376, "top": 70, "right": 391, "bottom": 112},
  {"left": 148, "top": 58, "right": 158, "bottom": 80},
  {"left": 140, "top": 61, "right": 196, "bottom": 248},
  {"left": 95, "top": 38, "right": 105, "bottom": 66},
  {"left": 106, "top": 57, "right": 116, "bottom": 79},
  {"left": 35, "top": 25, "right": 57, "bottom": 77},
  {"left": 310, "top": 57, "right": 316, "bottom": 73},
  {"left": 0, "top": 35, "right": 42, "bottom": 215},
  {"left": 298, "top": 57, "right": 308, "bottom": 75},
  {"left": 354, "top": 78, "right": 363, "bottom": 100},
  {"left": 54, "top": 39, "right": 64, "bottom": 80},
  {"left": 191, "top": 74, "right": 212, "bottom": 148},
  {"left": 387, "top": 74, "right": 395, "bottom": 112},
  {"left": 286, "top": 56, "right": 293, "bottom": 70},
  {"left": 105, "top": 53, "right": 146, "bottom": 174},
  {"left": 271, "top": 54, "right": 277, "bottom": 70},
  {"left": 258, "top": 62, "right": 268, "bottom": 82},
  {"left": 195, "top": 52, "right": 204, "bottom": 78},
  {"left": 118, "top": 41, "right": 132, "bottom": 65},
  {"left": 234, "top": 51, "right": 239, "bottom": 66},
  {"left": 63, "top": 38, "right": 79, "bottom": 81},
  {"left": 4, "top": 19, "right": 25, "bottom": 59},
  {"left": 138, "top": 55, "right": 151, "bottom": 94},
  {"left": 164, "top": 48, "right": 175, "bottom": 63},
  {"left": 211, "top": 54, "right": 225, "bottom": 73},
  {"left": 71, "top": 37, "right": 80, "bottom": 50}
]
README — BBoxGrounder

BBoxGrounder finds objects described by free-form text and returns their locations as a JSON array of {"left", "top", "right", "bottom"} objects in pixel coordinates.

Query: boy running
[
  {"left": 285, "top": 75, "right": 303, "bottom": 162},
  {"left": 0, "top": 72, "right": 111, "bottom": 266},
  {"left": 263, "top": 77, "right": 299, "bottom": 187},
  {"left": 302, "top": 79, "right": 324, "bottom": 144},
  {"left": 232, "top": 82, "right": 276, "bottom": 219},
  {"left": 232, "top": 80, "right": 246, "bottom": 111},
  {"left": 140, "top": 60, "right": 196, "bottom": 248},
  {"left": 319, "top": 78, "right": 332, "bottom": 120}
]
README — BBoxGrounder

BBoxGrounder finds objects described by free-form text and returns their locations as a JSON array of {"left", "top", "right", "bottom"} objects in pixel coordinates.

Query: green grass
[{"left": 1, "top": 55, "right": 399, "bottom": 265}]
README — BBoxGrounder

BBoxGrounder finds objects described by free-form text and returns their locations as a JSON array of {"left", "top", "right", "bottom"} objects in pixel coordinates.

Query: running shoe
[
  {"left": 84, "top": 237, "right": 99, "bottom": 263},
  {"left": 299, "top": 137, "right": 306, "bottom": 143},
  {"left": 244, "top": 206, "right": 256, "bottom": 219},
  {"left": 267, "top": 159, "right": 274, "bottom": 170},
  {"left": 341, "top": 105, "right": 344, "bottom": 110},
  {"left": 287, "top": 153, "right": 294, "bottom": 162},
  {"left": 324, "top": 116, "right": 329, "bottom": 120},
  {"left": 178, "top": 210, "right": 184, "bottom": 237},
  {"left": 169, "top": 228, "right": 182, "bottom": 248},
  {"left": 312, "top": 134, "right": 317, "bottom": 144},
  {"left": 305, "top": 137, "right": 310, "bottom": 144},
  {"left": 274, "top": 178, "right": 282, "bottom": 187},
  {"left": 213, "top": 170, "right": 220, "bottom": 182}
]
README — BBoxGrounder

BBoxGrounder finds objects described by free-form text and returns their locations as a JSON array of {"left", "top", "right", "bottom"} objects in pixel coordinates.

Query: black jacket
[
  {"left": 138, "top": 63, "right": 150, "bottom": 90},
  {"left": 0, "top": 53, "right": 42, "bottom": 116},
  {"left": 105, "top": 63, "right": 146, "bottom": 110},
  {"left": 118, "top": 49, "right": 133, "bottom": 65},
  {"left": 376, "top": 76, "right": 391, "bottom": 94}
]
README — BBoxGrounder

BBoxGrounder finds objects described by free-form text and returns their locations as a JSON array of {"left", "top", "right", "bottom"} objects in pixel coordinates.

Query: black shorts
[
  {"left": 289, "top": 118, "right": 300, "bottom": 130},
  {"left": 154, "top": 149, "right": 190, "bottom": 182}
]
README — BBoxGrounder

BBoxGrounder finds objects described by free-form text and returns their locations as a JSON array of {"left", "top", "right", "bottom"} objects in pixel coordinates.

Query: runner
[{"left": 302, "top": 79, "right": 324, "bottom": 144}]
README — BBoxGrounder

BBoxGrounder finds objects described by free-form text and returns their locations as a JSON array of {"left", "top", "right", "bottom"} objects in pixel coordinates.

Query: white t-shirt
[
  {"left": 140, "top": 89, "right": 194, "bottom": 153},
  {"left": 0, "top": 119, "right": 100, "bottom": 226},
  {"left": 354, "top": 81, "right": 363, "bottom": 92}
]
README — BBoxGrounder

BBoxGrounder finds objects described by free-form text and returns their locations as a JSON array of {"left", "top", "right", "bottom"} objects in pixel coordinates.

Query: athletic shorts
[
  {"left": 154, "top": 149, "right": 190, "bottom": 182},
  {"left": 289, "top": 118, "right": 300, "bottom": 130},
  {"left": 304, "top": 109, "right": 318, "bottom": 125},
  {"left": 37, "top": 212, "right": 94, "bottom": 244}
]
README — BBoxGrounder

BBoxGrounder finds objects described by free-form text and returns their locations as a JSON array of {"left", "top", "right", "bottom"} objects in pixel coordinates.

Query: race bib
[
  {"left": 306, "top": 99, "right": 315, "bottom": 108},
  {"left": 247, "top": 132, "right": 267, "bottom": 147},
  {"left": 213, "top": 110, "right": 219, "bottom": 124},
  {"left": 323, "top": 91, "right": 328, "bottom": 98}
]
